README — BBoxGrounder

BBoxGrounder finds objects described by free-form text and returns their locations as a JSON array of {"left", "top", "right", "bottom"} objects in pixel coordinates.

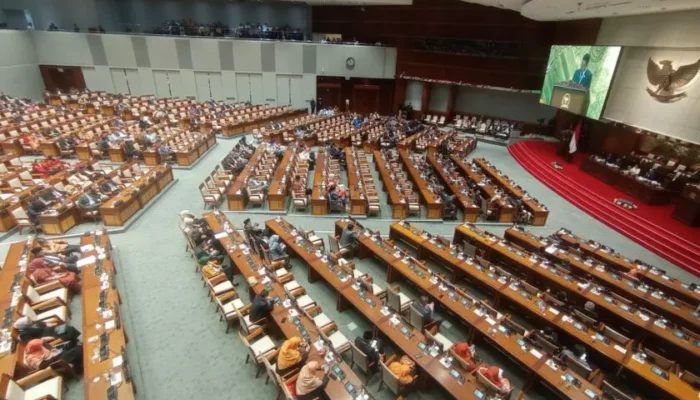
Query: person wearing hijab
[
  {"left": 13, "top": 317, "right": 81, "bottom": 346},
  {"left": 479, "top": 366, "right": 511, "bottom": 394},
  {"left": 388, "top": 355, "right": 417, "bottom": 385},
  {"left": 276, "top": 336, "right": 308, "bottom": 375},
  {"left": 296, "top": 361, "right": 329, "bottom": 400},
  {"left": 23, "top": 338, "right": 84, "bottom": 374},
  {"left": 452, "top": 342, "right": 476, "bottom": 371}
]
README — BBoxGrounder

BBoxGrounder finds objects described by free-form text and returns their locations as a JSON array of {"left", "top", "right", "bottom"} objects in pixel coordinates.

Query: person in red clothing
[
  {"left": 479, "top": 366, "right": 511, "bottom": 395},
  {"left": 32, "top": 160, "right": 48, "bottom": 176},
  {"left": 452, "top": 342, "right": 476, "bottom": 371}
]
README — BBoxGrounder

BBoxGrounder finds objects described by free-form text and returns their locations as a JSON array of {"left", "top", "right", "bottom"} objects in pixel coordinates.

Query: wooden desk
[
  {"left": 553, "top": 229, "right": 700, "bottom": 308},
  {"left": 372, "top": 151, "right": 408, "bottom": 219},
  {"left": 451, "top": 156, "right": 514, "bottom": 223},
  {"left": 267, "top": 147, "right": 294, "bottom": 212},
  {"left": 1, "top": 140, "right": 24, "bottom": 157},
  {"left": 399, "top": 150, "right": 442, "bottom": 219},
  {"left": 175, "top": 148, "right": 198, "bottom": 166},
  {"left": 108, "top": 146, "right": 127, "bottom": 163},
  {"left": 227, "top": 145, "right": 267, "bottom": 210},
  {"left": 0, "top": 242, "right": 32, "bottom": 378},
  {"left": 311, "top": 150, "right": 329, "bottom": 215},
  {"left": 99, "top": 165, "right": 173, "bottom": 226},
  {"left": 79, "top": 233, "right": 136, "bottom": 400},
  {"left": 581, "top": 157, "right": 674, "bottom": 205},
  {"left": 343, "top": 220, "right": 603, "bottom": 400},
  {"left": 454, "top": 224, "right": 700, "bottom": 363},
  {"left": 39, "top": 141, "right": 61, "bottom": 157},
  {"left": 473, "top": 158, "right": 549, "bottom": 226},
  {"left": 267, "top": 218, "right": 488, "bottom": 400},
  {"left": 427, "top": 154, "right": 479, "bottom": 223},
  {"left": 143, "top": 150, "right": 161, "bottom": 166},
  {"left": 673, "top": 183, "right": 700, "bottom": 226},
  {"left": 204, "top": 213, "right": 364, "bottom": 400},
  {"left": 37, "top": 204, "right": 80, "bottom": 235},
  {"left": 344, "top": 148, "right": 367, "bottom": 216}
]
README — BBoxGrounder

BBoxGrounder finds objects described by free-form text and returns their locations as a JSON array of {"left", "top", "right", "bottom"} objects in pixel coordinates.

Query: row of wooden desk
[
  {"left": 398, "top": 149, "right": 443, "bottom": 219},
  {"left": 227, "top": 145, "right": 269, "bottom": 210},
  {"left": 340, "top": 220, "right": 606, "bottom": 400},
  {"left": 507, "top": 228, "right": 700, "bottom": 326},
  {"left": 0, "top": 240, "right": 33, "bottom": 380},
  {"left": 580, "top": 157, "right": 673, "bottom": 205},
  {"left": 38, "top": 164, "right": 174, "bottom": 234},
  {"left": 267, "top": 218, "right": 490, "bottom": 400},
  {"left": 203, "top": 213, "right": 366, "bottom": 400},
  {"left": 214, "top": 109, "right": 307, "bottom": 138},
  {"left": 453, "top": 224, "right": 700, "bottom": 367},
  {"left": 388, "top": 222, "right": 698, "bottom": 400},
  {"left": 80, "top": 232, "right": 136, "bottom": 400},
  {"left": 427, "top": 153, "right": 479, "bottom": 223},
  {"left": 372, "top": 150, "right": 409, "bottom": 219},
  {"left": 554, "top": 228, "right": 700, "bottom": 305},
  {"left": 472, "top": 158, "right": 549, "bottom": 226},
  {"left": 450, "top": 155, "right": 514, "bottom": 223},
  {"left": 267, "top": 146, "right": 297, "bottom": 212}
]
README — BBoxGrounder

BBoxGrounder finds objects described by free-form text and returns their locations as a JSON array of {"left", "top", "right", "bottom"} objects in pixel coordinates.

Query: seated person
[
  {"left": 36, "top": 238, "right": 81, "bottom": 258},
  {"left": 21, "top": 135, "right": 40, "bottom": 151},
  {"left": 27, "top": 198, "right": 48, "bottom": 224},
  {"left": 23, "top": 338, "right": 83, "bottom": 374},
  {"left": 291, "top": 175, "right": 306, "bottom": 194},
  {"left": 328, "top": 186, "right": 347, "bottom": 209},
  {"left": 249, "top": 289, "right": 274, "bottom": 323},
  {"left": 388, "top": 355, "right": 418, "bottom": 385},
  {"left": 158, "top": 144, "right": 175, "bottom": 161},
  {"left": 479, "top": 366, "right": 511, "bottom": 395},
  {"left": 296, "top": 361, "right": 330, "bottom": 400},
  {"left": 560, "top": 344, "right": 591, "bottom": 368},
  {"left": 452, "top": 342, "right": 477, "bottom": 371},
  {"left": 123, "top": 139, "right": 142, "bottom": 160},
  {"left": 77, "top": 185, "right": 107, "bottom": 210},
  {"left": 267, "top": 234, "right": 288, "bottom": 262},
  {"left": 354, "top": 331, "right": 384, "bottom": 366},
  {"left": 276, "top": 336, "right": 309, "bottom": 375},
  {"left": 29, "top": 247, "right": 78, "bottom": 274},
  {"left": 339, "top": 222, "right": 359, "bottom": 252},
  {"left": 415, "top": 295, "right": 440, "bottom": 325},
  {"left": 14, "top": 317, "right": 81, "bottom": 346},
  {"left": 32, "top": 160, "right": 49, "bottom": 177},
  {"left": 248, "top": 177, "right": 269, "bottom": 194},
  {"left": 99, "top": 179, "right": 123, "bottom": 196}
]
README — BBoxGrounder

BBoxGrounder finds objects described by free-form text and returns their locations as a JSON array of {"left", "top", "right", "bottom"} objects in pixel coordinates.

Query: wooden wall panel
[
  {"left": 316, "top": 76, "right": 395, "bottom": 116},
  {"left": 313, "top": 0, "right": 601, "bottom": 91}
]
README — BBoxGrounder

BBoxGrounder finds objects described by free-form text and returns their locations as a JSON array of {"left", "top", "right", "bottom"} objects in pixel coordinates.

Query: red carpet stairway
[{"left": 509, "top": 141, "right": 700, "bottom": 276}]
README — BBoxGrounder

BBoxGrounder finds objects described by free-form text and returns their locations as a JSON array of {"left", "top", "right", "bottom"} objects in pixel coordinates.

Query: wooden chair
[
  {"left": 350, "top": 341, "right": 376, "bottom": 382},
  {"left": 326, "top": 234, "right": 350, "bottom": 257},
  {"left": 378, "top": 354, "right": 409, "bottom": 395},
  {"left": 11, "top": 207, "right": 37, "bottom": 235},
  {"left": 291, "top": 192, "right": 307, "bottom": 212},
  {"left": 602, "top": 380, "right": 636, "bottom": 400},
  {"left": 319, "top": 322, "right": 351, "bottom": 356},
  {"left": 199, "top": 183, "right": 221, "bottom": 208},
  {"left": 0, "top": 370, "right": 64, "bottom": 400},
  {"left": 23, "top": 281, "right": 69, "bottom": 308},
  {"left": 214, "top": 292, "right": 245, "bottom": 333},
  {"left": 408, "top": 304, "right": 440, "bottom": 332},
  {"left": 22, "top": 302, "right": 69, "bottom": 325},
  {"left": 247, "top": 187, "right": 265, "bottom": 208},
  {"left": 476, "top": 367, "right": 511, "bottom": 398},
  {"left": 239, "top": 329, "right": 279, "bottom": 379},
  {"left": 386, "top": 286, "right": 412, "bottom": 315}
]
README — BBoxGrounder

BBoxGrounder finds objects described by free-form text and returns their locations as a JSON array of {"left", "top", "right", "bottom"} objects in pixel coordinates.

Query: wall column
[
  {"left": 446, "top": 85, "right": 457, "bottom": 120},
  {"left": 420, "top": 82, "right": 432, "bottom": 116}
]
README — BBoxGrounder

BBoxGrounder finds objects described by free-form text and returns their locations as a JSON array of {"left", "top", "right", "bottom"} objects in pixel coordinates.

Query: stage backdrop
[
  {"left": 603, "top": 47, "right": 700, "bottom": 145},
  {"left": 540, "top": 45, "right": 621, "bottom": 120}
]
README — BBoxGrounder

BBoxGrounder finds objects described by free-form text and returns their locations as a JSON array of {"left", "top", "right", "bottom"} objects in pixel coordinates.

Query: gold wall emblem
[
  {"left": 560, "top": 93, "right": 571, "bottom": 109},
  {"left": 647, "top": 58, "right": 700, "bottom": 103}
]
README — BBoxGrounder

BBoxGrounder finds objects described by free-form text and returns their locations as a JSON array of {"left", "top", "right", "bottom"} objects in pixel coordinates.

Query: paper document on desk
[
  {"left": 110, "top": 372, "right": 123, "bottom": 387},
  {"left": 529, "top": 349, "right": 543, "bottom": 359},
  {"left": 80, "top": 244, "right": 94, "bottom": 253},
  {"left": 214, "top": 232, "right": 227, "bottom": 239},
  {"left": 112, "top": 355, "right": 123, "bottom": 368},
  {"left": 545, "top": 246, "right": 557, "bottom": 254},
  {"left": 76, "top": 255, "right": 96, "bottom": 268},
  {"left": 613, "top": 345, "right": 627, "bottom": 354}
]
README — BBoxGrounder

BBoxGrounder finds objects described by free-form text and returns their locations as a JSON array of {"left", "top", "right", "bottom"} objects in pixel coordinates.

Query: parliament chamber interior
[{"left": 1, "top": 0, "right": 700, "bottom": 399}]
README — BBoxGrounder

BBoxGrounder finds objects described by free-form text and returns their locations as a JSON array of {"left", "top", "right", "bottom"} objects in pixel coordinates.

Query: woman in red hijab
[
  {"left": 452, "top": 342, "right": 476, "bottom": 371},
  {"left": 479, "top": 365, "right": 511, "bottom": 395}
]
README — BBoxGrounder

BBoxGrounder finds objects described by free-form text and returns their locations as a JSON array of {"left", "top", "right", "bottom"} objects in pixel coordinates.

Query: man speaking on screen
[{"left": 570, "top": 53, "right": 593, "bottom": 89}]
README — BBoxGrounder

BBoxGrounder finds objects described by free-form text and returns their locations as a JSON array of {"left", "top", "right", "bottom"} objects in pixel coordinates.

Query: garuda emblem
[{"left": 647, "top": 58, "right": 700, "bottom": 103}]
